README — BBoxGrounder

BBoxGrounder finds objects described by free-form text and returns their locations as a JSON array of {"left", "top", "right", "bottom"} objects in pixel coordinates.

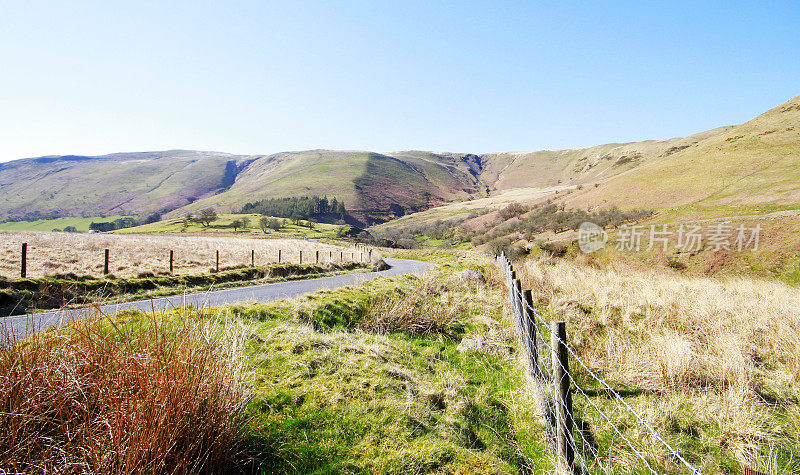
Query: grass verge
[{"left": 0, "top": 262, "right": 375, "bottom": 316}]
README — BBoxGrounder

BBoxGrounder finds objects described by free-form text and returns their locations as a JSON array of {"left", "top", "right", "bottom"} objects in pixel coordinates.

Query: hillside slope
[
  {"left": 1, "top": 94, "right": 797, "bottom": 226},
  {"left": 170, "top": 150, "right": 485, "bottom": 225},
  {"left": 566, "top": 95, "right": 800, "bottom": 216},
  {"left": 0, "top": 150, "right": 256, "bottom": 221},
  {"left": 479, "top": 127, "right": 732, "bottom": 190}
]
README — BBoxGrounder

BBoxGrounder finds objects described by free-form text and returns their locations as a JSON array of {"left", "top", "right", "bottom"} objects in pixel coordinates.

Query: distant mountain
[{"left": 1, "top": 94, "right": 796, "bottom": 226}]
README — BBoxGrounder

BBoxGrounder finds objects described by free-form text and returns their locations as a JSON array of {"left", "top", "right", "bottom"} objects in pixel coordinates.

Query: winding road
[{"left": 3, "top": 257, "right": 434, "bottom": 339}]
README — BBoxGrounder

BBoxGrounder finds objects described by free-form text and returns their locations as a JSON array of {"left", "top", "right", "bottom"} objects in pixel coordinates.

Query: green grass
[
  {"left": 114, "top": 213, "right": 346, "bottom": 239},
  {"left": 217, "top": 250, "right": 554, "bottom": 473},
  {"left": 0, "top": 215, "right": 136, "bottom": 232}
]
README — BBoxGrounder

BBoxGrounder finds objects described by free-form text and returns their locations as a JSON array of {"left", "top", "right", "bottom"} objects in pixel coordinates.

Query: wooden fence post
[
  {"left": 104, "top": 249, "right": 110, "bottom": 275},
  {"left": 299, "top": 250, "right": 303, "bottom": 265},
  {"left": 340, "top": 251, "right": 343, "bottom": 262},
  {"left": 278, "top": 249, "right": 282, "bottom": 264},
  {"left": 368, "top": 249, "right": 372, "bottom": 261},
  {"left": 251, "top": 249, "right": 255, "bottom": 267},
  {"left": 330, "top": 250, "right": 333, "bottom": 262},
  {"left": 551, "top": 321, "right": 575, "bottom": 472},
  {"left": 21, "top": 243, "right": 27, "bottom": 278},
  {"left": 522, "top": 289, "right": 541, "bottom": 379},
  {"left": 216, "top": 250, "right": 219, "bottom": 273},
  {"left": 169, "top": 250, "right": 174, "bottom": 274},
  {"left": 316, "top": 250, "right": 319, "bottom": 264}
]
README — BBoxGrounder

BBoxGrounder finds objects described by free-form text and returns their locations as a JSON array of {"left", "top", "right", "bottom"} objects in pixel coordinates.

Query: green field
[
  {"left": 0, "top": 215, "right": 136, "bottom": 232},
  {"left": 114, "top": 213, "right": 348, "bottom": 239}
]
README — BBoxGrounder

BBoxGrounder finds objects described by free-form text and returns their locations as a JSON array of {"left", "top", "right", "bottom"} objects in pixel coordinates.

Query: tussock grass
[
  {"left": 521, "top": 256, "right": 800, "bottom": 471},
  {"left": 360, "top": 273, "right": 466, "bottom": 336},
  {"left": 0, "top": 312, "right": 249, "bottom": 473}
]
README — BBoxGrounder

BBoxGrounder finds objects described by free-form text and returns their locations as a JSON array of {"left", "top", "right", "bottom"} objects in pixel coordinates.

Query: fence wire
[{"left": 497, "top": 254, "right": 701, "bottom": 474}]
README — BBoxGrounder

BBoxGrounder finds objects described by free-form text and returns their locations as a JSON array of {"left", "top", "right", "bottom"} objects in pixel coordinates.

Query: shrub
[{"left": 498, "top": 202, "right": 529, "bottom": 220}]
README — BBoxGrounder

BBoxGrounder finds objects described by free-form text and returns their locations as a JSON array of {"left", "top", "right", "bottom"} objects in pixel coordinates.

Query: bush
[{"left": 498, "top": 202, "right": 529, "bottom": 220}]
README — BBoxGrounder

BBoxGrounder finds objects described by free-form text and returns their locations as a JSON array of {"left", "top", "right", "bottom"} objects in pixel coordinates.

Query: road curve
[{"left": 3, "top": 257, "right": 434, "bottom": 339}]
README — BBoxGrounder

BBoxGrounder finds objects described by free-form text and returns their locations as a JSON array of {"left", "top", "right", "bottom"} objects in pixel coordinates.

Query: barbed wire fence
[{"left": 497, "top": 253, "right": 702, "bottom": 474}]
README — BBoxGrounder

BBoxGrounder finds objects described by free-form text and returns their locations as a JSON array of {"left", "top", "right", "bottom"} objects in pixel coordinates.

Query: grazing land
[
  {"left": 0, "top": 215, "right": 136, "bottom": 233},
  {"left": 0, "top": 231, "right": 361, "bottom": 279},
  {"left": 115, "top": 213, "right": 348, "bottom": 239}
]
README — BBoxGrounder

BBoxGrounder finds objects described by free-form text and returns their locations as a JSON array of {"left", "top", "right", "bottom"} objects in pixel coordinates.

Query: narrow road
[{"left": 3, "top": 257, "right": 433, "bottom": 339}]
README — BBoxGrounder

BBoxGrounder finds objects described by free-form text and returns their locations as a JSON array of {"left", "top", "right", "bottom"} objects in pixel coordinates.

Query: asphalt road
[{"left": 3, "top": 257, "right": 434, "bottom": 339}]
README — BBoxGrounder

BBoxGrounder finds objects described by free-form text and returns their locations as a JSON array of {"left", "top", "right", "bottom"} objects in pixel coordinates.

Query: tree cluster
[
  {"left": 240, "top": 196, "right": 346, "bottom": 223},
  {"left": 89, "top": 217, "right": 138, "bottom": 232}
]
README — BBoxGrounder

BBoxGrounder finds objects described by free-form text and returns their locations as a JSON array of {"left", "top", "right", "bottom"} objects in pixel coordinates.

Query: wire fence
[{"left": 497, "top": 253, "right": 702, "bottom": 474}]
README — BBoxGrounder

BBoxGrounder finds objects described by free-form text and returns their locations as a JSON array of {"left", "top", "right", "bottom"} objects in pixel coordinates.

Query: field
[
  {"left": 0, "top": 231, "right": 365, "bottom": 279},
  {"left": 114, "top": 213, "right": 346, "bottom": 239},
  {"left": 0, "top": 215, "right": 135, "bottom": 232},
  {"left": 515, "top": 253, "right": 800, "bottom": 472}
]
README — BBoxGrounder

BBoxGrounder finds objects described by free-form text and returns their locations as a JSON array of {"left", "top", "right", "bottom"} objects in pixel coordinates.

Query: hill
[
  {"left": 0, "top": 150, "right": 257, "bottom": 221},
  {"left": 170, "top": 150, "right": 485, "bottom": 225},
  {"left": 1, "top": 94, "right": 797, "bottom": 228},
  {"left": 0, "top": 149, "right": 487, "bottom": 227},
  {"left": 478, "top": 126, "right": 732, "bottom": 191},
  {"left": 565, "top": 94, "right": 800, "bottom": 219}
]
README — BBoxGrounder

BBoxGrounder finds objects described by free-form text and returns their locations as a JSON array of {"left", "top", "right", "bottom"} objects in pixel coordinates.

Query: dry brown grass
[
  {"left": 520, "top": 256, "right": 800, "bottom": 466},
  {"left": 0, "top": 231, "right": 370, "bottom": 279},
  {"left": 0, "top": 312, "right": 249, "bottom": 473},
  {"left": 359, "top": 274, "right": 466, "bottom": 336}
]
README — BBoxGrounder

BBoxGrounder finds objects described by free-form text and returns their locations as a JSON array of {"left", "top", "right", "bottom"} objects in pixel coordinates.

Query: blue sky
[{"left": 1, "top": 1, "right": 798, "bottom": 162}]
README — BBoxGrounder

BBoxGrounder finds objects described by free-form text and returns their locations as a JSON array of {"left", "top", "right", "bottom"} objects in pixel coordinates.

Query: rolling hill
[
  {"left": 0, "top": 150, "right": 257, "bottom": 221},
  {"left": 1, "top": 94, "right": 797, "bottom": 228},
  {"left": 170, "top": 150, "right": 485, "bottom": 225},
  {"left": 565, "top": 94, "right": 800, "bottom": 218}
]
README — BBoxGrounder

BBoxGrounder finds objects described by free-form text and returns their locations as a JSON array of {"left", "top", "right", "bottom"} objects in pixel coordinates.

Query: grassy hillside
[
  {"left": 370, "top": 186, "right": 569, "bottom": 233},
  {"left": 1, "top": 94, "right": 797, "bottom": 228},
  {"left": 479, "top": 127, "right": 731, "bottom": 190},
  {"left": 0, "top": 215, "right": 134, "bottom": 232},
  {"left": 170, "top": 150, "right": 484, "bottom": 225},
  {"left": 0, "top": 150, "right": 257, "bottom": 221},
  {"left": 566, "top": 94, "right": 800, "bottom": 217}
]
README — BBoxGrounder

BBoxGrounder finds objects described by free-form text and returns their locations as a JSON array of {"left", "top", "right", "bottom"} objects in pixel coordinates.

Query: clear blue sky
[{"left": 2, "top": 1, "right": 798, "bottom": 162}]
